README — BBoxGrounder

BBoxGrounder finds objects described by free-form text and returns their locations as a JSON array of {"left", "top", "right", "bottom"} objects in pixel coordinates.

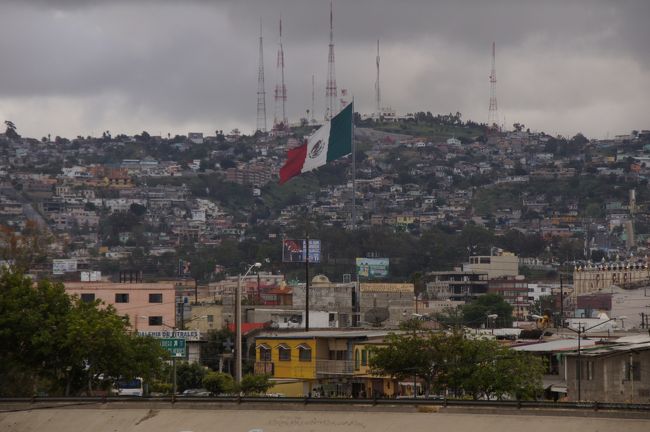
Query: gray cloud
[{"left": 0, "top": 0, "right": 648, "bottom": 139}]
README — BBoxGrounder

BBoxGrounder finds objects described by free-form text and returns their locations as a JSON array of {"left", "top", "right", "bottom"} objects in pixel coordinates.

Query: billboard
[
  {"left": 178, "top": 259, "right": 191, "bottom": 277},
  {"left": 52, "top": 259, "right": 78, "bottom": 275},
  {"left": 80, "top": 271, "right": 102, "bottom": 282},
  {"left": 282, "top": 239, "right": 321, "bottom": 263},
  {"left": 356, "top": 258, "right": 389, "bottom": 279}
]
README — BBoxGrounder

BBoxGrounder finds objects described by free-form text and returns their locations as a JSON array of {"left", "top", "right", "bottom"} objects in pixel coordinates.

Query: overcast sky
[{"left": 0, "top": 0, "right": 648, "bottom": 140}]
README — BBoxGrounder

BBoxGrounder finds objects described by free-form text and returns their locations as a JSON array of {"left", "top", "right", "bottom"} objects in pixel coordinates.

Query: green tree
[
  {"left": 239, "top": 374, "right": 272, "bottom": 395},
  {"left": 529, "top": 294, "right": 555, "bottom": 317},
  {"left": 175, "top": 362, "right": 206, "bottom": 392},
  {"left": 462, "top": 294, "right": 513, "bottom": 328},
  {"left": 203, "top": 371, "right": 236, "bottom": 395},
  {"left": 370, "top": 330, "right": 545, "bottom": 400},
  {"left": 0, "top": 270, "right": 168, "bottom": 396}
]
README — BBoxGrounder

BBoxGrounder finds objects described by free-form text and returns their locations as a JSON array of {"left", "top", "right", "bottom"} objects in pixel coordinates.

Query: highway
[{"left": 1, "top": 401, "right": 650, "bottom": 432}]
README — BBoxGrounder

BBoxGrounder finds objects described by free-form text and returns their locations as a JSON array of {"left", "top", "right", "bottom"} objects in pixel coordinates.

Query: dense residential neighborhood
[{"left": 2, "top": 117, "right": 650, "bottom": 403}]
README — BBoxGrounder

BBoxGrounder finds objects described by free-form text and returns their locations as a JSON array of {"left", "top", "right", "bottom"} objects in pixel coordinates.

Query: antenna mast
[
  {"left": 325, "top": 2, "right": 337, "bottom": 120},
  {"left": 274, "top": 18, "right": 287, "bottom": 129},
  {"left": 256, "top": 19, "right": 267, "bottom": 133},
  {"left": 488, "top": 41, "right": 499, "bottom": 130},
  {"left": 311, "top": 74, "right": 316, "bottom": 123},
  {"left": 375, "top": 39, "right": 381, "bottom": 117}
]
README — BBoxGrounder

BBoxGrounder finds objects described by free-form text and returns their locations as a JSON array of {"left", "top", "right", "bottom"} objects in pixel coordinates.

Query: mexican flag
[{"left": 279, "top": 102, "right": 353, "bottom": 184}]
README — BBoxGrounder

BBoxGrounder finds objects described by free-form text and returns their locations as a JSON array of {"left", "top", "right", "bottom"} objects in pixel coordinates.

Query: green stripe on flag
[{"left": 326, "top": 103, "right": 353, "bottom": 162}]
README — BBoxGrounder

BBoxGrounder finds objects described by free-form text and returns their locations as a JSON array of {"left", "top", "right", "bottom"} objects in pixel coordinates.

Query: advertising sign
[
  {"left": 80, "top": 271, "right": 102, "bottom": 282},
  {"left": 282, "top": 239, "right": 321, "bottom": 263},
  {"left": 52, "top": 259, "right": 78, "bottom": 275},
  {"left": 138, "top": 330, "right": 201, "bottom": 341},
  {"left": 356, "top": 257, "right": 389, "bottom": 279}
]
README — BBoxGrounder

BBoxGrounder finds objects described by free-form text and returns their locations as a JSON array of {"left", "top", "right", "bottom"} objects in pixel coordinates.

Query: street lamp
[
  {"left": 566, "top": 316, "right": 626, "bottom": 401},
  {"left": 236, "top": 262, "right": 262, "bottom": 383}
]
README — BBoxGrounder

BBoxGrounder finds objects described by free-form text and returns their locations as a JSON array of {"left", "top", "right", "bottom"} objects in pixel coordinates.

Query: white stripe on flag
[{"left": 301, "top": 121, "right": 331, "bottom": 173}]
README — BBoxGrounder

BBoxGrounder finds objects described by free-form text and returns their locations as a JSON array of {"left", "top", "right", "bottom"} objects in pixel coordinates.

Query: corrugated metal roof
[
  {"left": 565, "top": 341, "right": 650, "bottom": 357},
  {"left": 256, "top": 329, "right": 394, "bottom": 339},
  {"left": 512, "top": 338, "right": 597, "bottom": 352}
]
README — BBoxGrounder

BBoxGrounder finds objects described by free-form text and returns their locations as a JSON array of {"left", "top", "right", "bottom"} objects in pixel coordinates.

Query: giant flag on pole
[{"left": 279, "top": 102, "right": 353, "bottom": 184}]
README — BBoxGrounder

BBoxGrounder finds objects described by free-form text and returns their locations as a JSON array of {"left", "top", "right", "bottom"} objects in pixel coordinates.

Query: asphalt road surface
[{"left": 1, "top": 408, "right": 649, "bottom": 432}]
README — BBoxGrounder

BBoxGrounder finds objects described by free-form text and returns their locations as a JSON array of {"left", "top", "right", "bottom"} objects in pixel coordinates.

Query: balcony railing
[{"left": 315, "top": 359, "right": 355, "bottom": 376}]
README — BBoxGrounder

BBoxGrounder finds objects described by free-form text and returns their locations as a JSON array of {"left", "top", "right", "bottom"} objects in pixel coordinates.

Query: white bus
[{"left": 116, "top": 378, "right": 144, "bottom": 396}]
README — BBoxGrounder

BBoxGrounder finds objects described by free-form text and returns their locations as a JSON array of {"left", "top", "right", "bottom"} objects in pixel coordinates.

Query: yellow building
[{"left": 254, "top": 330, "right": 394, "bottom": 397}]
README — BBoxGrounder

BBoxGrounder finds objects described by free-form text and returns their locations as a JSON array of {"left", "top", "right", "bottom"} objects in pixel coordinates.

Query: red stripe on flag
[{"left": 279, "top": 143, "right": 308, "bottom": 184}]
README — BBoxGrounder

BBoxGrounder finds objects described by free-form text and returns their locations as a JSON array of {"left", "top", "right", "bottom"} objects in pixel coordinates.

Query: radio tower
[
  {"left": 375, "top": 39, "right": 381, "bottom": 118},
  {"left": 325, "top": 2, "right": 337, "bottom": 120},
  {"left": 274, "top": 19, "right": 287, "bottom": 129},
  {"left": 311, "top": 74, "right": 316, "bottom": 123},
  {"left": 256, "top": 19, "right": 267, "bottom": 133},
  {"left": 488, "top": 41, "right": 499, "bottom": 130}
]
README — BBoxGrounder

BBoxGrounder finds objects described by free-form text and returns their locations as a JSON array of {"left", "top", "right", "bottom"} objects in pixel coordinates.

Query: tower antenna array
[
  {"left": 325, "top": 2, "right": 337, "bottom": 120},
  {"left": 256, "top": 19, "right": 267, "bottom": 133},
  {"left": 311, "top": 74, "right": 316, "bottom": 123},
  {"left": 274, "top": 18, "right": 288, "bottom": 128},
  {"left": 488, "top": 41, "right": 499, "bottom": 129},
  {"left": 375, "top": 39, "right": 381, "bottom": 117}
]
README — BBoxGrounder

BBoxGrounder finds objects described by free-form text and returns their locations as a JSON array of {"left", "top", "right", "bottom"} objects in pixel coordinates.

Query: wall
[
  {"left": 255, "top": 337, "right": 317, "bottom": 380},
  {"left": 64, "top": 281, "right": 176, "bottom": 332},
  {"left": 565, "top": 349, "right": 650, "bottom": 403}
]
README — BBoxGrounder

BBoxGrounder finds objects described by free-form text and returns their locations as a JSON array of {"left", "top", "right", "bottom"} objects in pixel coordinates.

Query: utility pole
[
  {"left": 560, "top": 273, "right": 564, "bottom": 327},
  {"left": 305, "top": 233, "right": 310, "bottom": 331}
]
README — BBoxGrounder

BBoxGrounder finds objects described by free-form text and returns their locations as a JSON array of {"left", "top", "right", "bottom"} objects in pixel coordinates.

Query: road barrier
[{"left": 1, "top": 396, "right": 649, "bottom": 413}]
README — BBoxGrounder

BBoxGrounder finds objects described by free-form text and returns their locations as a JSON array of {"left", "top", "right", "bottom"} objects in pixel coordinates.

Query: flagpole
[{"left": 351, "top": 98, "right": 356, "bottom": 229}]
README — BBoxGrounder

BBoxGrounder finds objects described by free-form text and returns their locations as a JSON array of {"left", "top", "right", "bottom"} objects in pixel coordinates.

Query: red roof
[{"left": 227, "top": 322, "right": 268, "bottom": 335}]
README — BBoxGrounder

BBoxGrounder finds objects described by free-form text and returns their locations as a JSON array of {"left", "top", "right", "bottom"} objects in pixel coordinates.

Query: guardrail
[{"left": 1, "top": 396, "right": 649, "bottom": 412}]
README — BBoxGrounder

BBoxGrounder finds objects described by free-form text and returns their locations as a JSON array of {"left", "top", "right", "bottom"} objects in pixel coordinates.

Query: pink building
[{"left": 64, "top": 281, "right": 177, "bottom": 332}]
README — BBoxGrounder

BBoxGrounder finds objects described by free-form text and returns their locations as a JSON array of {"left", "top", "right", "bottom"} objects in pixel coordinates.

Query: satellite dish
[{"left": 364, "top": 307, "right": 390, "bottom": 327}]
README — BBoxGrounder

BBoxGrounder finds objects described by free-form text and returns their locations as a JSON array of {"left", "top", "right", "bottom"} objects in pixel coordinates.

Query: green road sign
[{"left": 160, "top": 338, "right": 186, "bottom": 358}]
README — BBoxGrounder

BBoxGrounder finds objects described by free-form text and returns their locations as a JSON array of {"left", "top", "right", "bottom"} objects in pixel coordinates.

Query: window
[
  {"left": 355, "top": 350, "right": 360, "bottom": 370},
  {"left": 361, "top": 350, "right": 368, "bottom": 366},
  {"left": 115, "top": 293, "right": 129, "bottom": 303},
  {"left": 80, "top": 293, "right": 95, "bottom": 303},
  {"left": 149, "top": 293, "right": 163, "bottom": 303},
  {"left": 278, "top": 346, "right": 291, "bottom": 361},
  {"left": 207, "top": 315, "right": 214, "bottom": 323},
  {"left": 259, "top": 346, "right": 271, "bottom": 361},
  {"left": 581, "top": 360, "right": 594, "bottom": 380},
  {"left": 298, "top": 345, "right": 312, "bottom": 362},
  {"left": 148, "top": 316, "right": 163, "bottom": 326},
  {"left": 625, "top": 360, "right": 641, "bottom": 381}
]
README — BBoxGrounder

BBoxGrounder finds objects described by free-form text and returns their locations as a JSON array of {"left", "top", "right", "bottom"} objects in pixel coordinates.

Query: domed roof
[{"left": 311, "top": 274, "right": 330, "bottom": 284}]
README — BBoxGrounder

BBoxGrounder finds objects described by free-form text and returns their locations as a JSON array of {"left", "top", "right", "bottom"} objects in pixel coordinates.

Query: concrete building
[
  {"left": 488, "top": 276, "right": 530, "bottom": 320},
  {"left": 564, "top": 341, "right": 650, "bottom": 402},
  {"left": 292, "top": 275, "right": 359, "bottom": 327},
  {"left": 463, "top": 252, "right": 519, "bottom": 279},
  {"left": 425, "top": 270, "right": 488, "bottom": 301},
  {"left": 359, "top": 282, "right": 414, "bottom": 327},
  {"left": 64, "top": 281, "right": 176, "bottom": 332},
  {"left": 572, "top": 261, "right": 649, "bottom": 298}
]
